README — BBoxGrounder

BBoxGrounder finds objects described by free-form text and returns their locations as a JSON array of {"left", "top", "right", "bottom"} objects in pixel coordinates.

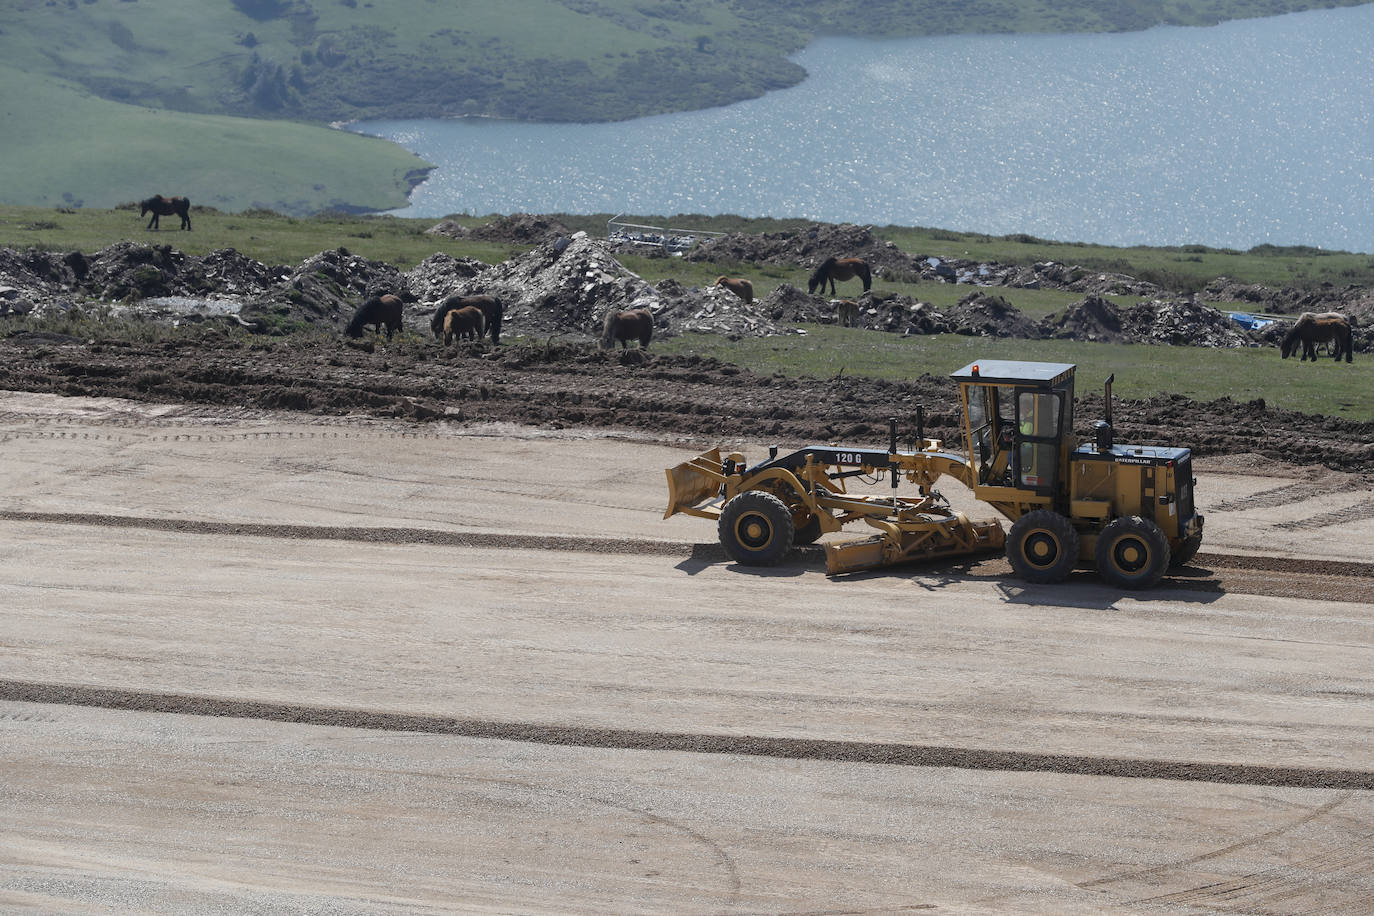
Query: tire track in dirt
[
  {"left": 6, "top": 510, "right": 1374, "bottom": 602},
  {"left": 2, "top": 678, "right": 1371, "bottom": 790}
]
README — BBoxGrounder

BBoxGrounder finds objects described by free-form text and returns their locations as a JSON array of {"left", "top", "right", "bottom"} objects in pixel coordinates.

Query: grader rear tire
[
  {"left": 719, "top": 491, "right": 795, "bottom": 566},
  {"left": 1170, "top": 531, "right": 1203, "bottom": 568},
  {"left": 1096, "top": 516, "right": 1171, "bottom": 589},
  {"left": 1007, "top": 509, "right": 1080, "bottom": 584}
]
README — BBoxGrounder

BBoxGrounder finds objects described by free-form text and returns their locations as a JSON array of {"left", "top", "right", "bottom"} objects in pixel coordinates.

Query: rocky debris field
[
  {"left": 1, "top": 216, "right": 1371, "bottom": 474},
  {"left": 2, "top": 218, "right": 1371, "bottom": 351}
]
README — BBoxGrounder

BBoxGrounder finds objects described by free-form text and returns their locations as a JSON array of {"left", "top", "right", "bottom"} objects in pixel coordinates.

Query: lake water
[{"left": 352, "top": 5, "right": 1374, "bottom": 251}]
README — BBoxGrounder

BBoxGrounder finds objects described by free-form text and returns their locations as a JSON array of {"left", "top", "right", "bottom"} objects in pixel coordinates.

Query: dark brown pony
[
  {"left": 601, "top": 308, "right": 653, "bottom": 349},
  {"left": 139, "top": 195, "right": 191, "bottom": 231},
  {"left": 714, "top": 276, "right": 754, "bottom": 304},
  {"left": 808, "top": 257, "right": 871, "bottom": 295},
  {"left": 443, "top": 306, "right": 484, "bottom": 344},
  {"left": 432, "top": 294, "right": 503, "bottom": 344},
  {"left": 1281, "top": 311, "right": 1353, "bottom": 363},
  {"left": 346, "top": 294, "right": 403, "bottom": 340}
]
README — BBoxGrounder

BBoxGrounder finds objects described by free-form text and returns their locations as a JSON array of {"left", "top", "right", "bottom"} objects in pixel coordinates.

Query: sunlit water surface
[{"left": 352, "top": 5, "right": 1374, "bottom": 250}]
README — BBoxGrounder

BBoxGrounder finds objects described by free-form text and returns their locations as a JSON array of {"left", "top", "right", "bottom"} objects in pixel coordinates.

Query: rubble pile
[
  {"left": 1, "top": 217, "right": 1371, "bottom": 352},
  {"left": 688, "top": 223, "right": 916, "bottom": 276},
  {"left": 945, "top": 292, "right": 1046, "bottom": 339},
  {"left": 467, "top": 213, "right": 571, "bottom": 245},
  {"left": 402, "top": 252, "right": 491, "bottom": 306},
  {"left": 246, "top": 247, "right": 406, "bottom": 325},
  {"left": 440, "top": 232, "right": 663, "bottom": 339},
  {"left": 1044, "top": 294, "right": 1128, "bottom": 343}
]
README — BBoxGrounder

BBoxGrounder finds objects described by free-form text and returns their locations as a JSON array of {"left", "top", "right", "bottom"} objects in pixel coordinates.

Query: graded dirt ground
[
  {"left": 2, "top": 391, "right": 1372, "bottom": 913},
  {"left": 2, "top": 334, "right": 1372, "bottom": 475}
]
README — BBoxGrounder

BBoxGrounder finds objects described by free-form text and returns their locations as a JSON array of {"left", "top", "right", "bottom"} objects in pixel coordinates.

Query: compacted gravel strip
[
  {"left": 8, "top": 510, "right": 1374, "bottom": 603},
  {"left": 3, "top": 678, "right": 1370, "bottom": 790}
]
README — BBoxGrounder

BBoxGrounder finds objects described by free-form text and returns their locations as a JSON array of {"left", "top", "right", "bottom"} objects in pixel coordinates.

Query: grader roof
[{"left": 950, "top": 360, "right": 1075, "bottom": 387}]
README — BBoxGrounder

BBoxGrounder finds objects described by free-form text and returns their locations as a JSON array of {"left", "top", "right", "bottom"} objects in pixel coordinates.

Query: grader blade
[
  {"left": 664, "top": 448, "right": 725, "bottom": 519},
  {"left": 824, "top": 514, "right": 1006, "bottom": 576}
]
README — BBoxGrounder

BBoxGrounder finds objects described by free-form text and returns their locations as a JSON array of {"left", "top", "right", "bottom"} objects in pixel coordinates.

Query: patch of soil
[{"left": 0, "top": 334, "right": 1369, "bottom": 474}]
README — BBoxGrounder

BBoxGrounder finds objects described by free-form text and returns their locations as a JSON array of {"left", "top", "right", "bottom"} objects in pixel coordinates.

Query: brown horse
[
  {"left": 139, "top": 195, "right": 191, "bottom": 231},
  {"left": 346, "top": 294, "right": 403, "bottom": 340},
  {"left": 432, "top": 294, "right": 503, "bottom": 344},
  {"left": 808, "top": 257, "right": 871, "bottom": 296},
  {"left": 601, "top": 308, "right": 653, "bottom": 349},
  {"left": 714, "top": 276, "right": 754, "bottom": 304},
  {"left": 443, "top": 306, "right": 484, "bottom": 344},
  {"left": 1281, "top": 311, "right": 1353, "bottom": 363}
]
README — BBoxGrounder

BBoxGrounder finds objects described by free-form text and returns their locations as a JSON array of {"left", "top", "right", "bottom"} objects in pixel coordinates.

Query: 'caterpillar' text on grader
[{"left": 664, "top": 359, "right": 1203, "bottom": 589}]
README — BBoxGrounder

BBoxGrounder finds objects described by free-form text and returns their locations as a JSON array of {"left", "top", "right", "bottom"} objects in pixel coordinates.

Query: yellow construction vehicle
[{"left": 664, "top": 359, "right": 1203, "bottom": 589}]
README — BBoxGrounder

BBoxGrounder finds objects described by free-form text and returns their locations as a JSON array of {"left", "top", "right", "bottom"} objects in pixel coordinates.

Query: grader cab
[{"left": 664, "top": 359, "right": 1203, "bottom": 589}]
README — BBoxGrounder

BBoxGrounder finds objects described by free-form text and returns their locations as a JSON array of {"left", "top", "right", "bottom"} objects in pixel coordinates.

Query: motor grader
[{"left": 664, "top": 359, "right": 1204, "bottom": 589}]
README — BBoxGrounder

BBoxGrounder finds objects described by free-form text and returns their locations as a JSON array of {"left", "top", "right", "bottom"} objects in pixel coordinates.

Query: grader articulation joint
[{"left": 664, "top": 359, "right": 1204, "bottom": 589}]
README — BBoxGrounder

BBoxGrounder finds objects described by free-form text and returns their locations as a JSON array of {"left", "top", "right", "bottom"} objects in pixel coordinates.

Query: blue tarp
[{"left": 1229, "top": 312, "right": 1275, "bottom": 331}]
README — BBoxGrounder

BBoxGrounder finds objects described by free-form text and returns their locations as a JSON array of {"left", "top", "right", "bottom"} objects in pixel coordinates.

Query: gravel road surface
[{"left": 2, "top": 391, "right": 1372, "bottom": 913}]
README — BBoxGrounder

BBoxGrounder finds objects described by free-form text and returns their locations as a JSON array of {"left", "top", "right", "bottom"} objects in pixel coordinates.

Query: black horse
[
  {"left": 807, "top": 257, "right": 871, "bottom": 296},
  {"left": 431, "top": 294, "right": 504, "bottom": 344},
  {"left": 346, "top": 294, "right": 404, "bottom": 340},
  {"left": 139, "top": 195, "right": 192, "bottom": 231}
]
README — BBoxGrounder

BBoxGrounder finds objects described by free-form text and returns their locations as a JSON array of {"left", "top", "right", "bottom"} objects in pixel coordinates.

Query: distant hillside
[{"left": 7, "top": 0, "right": 1370, "bottom": 124}]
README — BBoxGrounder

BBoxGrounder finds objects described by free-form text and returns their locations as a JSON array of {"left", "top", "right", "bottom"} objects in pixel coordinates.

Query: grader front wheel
[
  {"left": 1007, "top": 509, "right": 1080, "bottom": 584},
  {"left": 719, "top": 491, "right": 795, "bottom": 566}
]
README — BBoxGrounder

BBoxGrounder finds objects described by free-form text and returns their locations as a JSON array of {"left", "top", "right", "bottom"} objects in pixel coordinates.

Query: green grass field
[
  {"left": 651, "top": 327, "right": 1372, "bottom": 421},
  {"left": 0, "top": 65, "right": 428, "bottom": 216}
]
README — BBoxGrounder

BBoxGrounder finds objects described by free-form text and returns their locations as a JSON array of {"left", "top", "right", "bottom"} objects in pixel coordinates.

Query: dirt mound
[
  {"left": 467, "top": 214, "right": 571, "bottom": 245},
  {"left": 403, "top": 252, "right": 492, "bottom": 309},
  {"left": 688, "top": 223, "right": 916, "bottom": 277},
  {"left": 945, "top": 292, "right": 1045, "bottom": 339},
  {"left": 1124, "top": 298, "right": 1253, "bottom": 347},
  {"left": 243, "top": 247, "right": 406, "bottom": 326},
  {"left": 425, "top": 220, "right": 469, "bottom": 240},
  {"left": 1045, "top": 295, "right": 1128, "bottom": 342}
]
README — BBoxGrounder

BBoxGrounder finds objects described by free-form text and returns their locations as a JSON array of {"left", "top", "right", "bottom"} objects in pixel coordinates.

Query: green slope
[{"left": 0, "top": 65, "right": 429, "bottom": 214}]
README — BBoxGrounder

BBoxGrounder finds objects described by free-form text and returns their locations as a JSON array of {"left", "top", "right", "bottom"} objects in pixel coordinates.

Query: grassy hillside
[
  {"left": 8, "top": 0, "right": 1368, "bottom": 124},
  {"left": 0, "top": 64, "right": 429, "bottom": 215}
]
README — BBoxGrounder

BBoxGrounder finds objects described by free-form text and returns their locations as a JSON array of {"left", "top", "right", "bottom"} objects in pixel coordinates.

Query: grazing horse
[
  {"left": 139, "top": 195, "right": 192, "bottom": 231},
  {"left": 601, "top": 308, "right": 653, "bottom": 349},
  {"left": 443, "top": 306, "right": 484, "bottom": 344},
  {"left": 714, "top": 276, "right": 754, "bottom": 304},
  {"left": 836, "top": 299, "right": 859, "bottom": 328},
  {"left": 346, "top": 294, "right": 404, "bottom": 340},
  {"left": 1281, "top": 311, "right": 1353, "bottom": 363},
  {"left": 808, "top": 256, "right": 871, "bottom": 296},
  {"left": 432, "top": 294, "right": 504, "bottom": 344}
]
